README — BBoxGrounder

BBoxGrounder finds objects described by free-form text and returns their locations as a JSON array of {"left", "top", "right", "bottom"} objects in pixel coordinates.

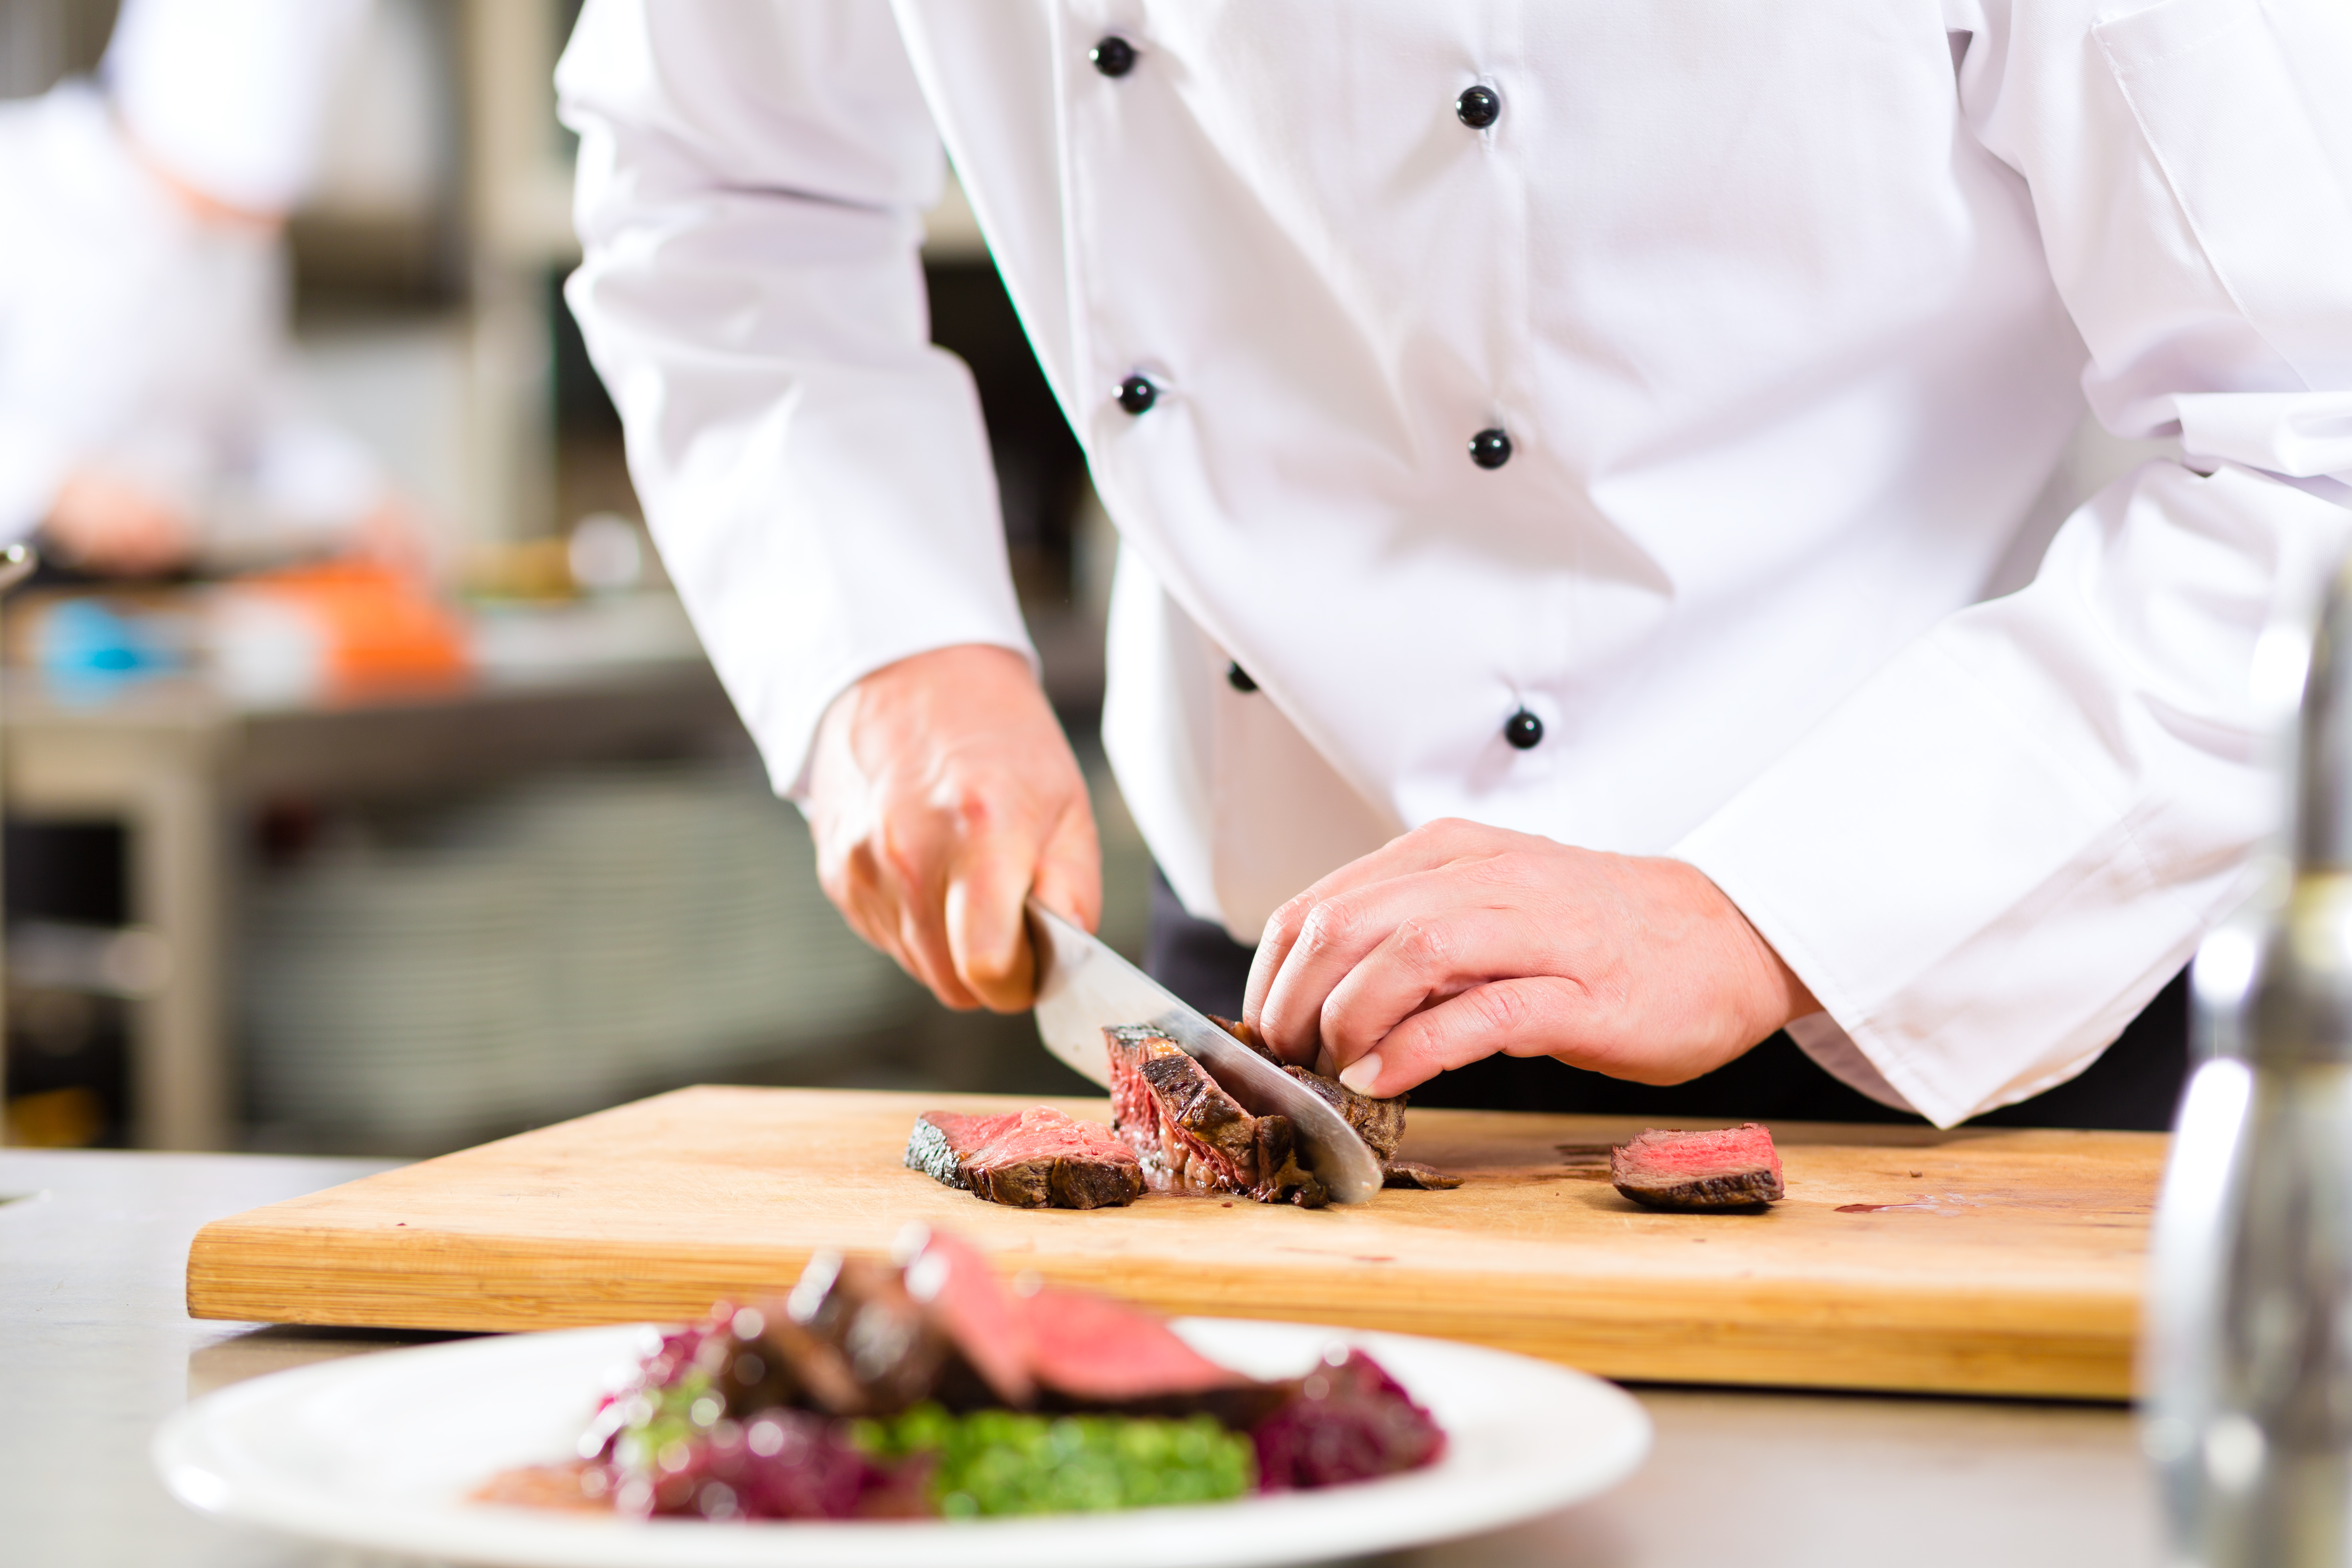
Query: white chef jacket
[
  {"left": 0, "top": 82, "right": 383, "bottom": 554},
  {"left": 558, "top": 0, "right": 2352, "bottom": 1127}
]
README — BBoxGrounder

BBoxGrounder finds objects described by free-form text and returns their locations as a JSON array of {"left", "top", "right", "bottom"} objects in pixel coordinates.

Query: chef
[
  {"left": 0, "top": 0, "right": 406, "bottom": 579},
  {"left": 559, "top": 2, "right": 2352, "bottom": 1129}
]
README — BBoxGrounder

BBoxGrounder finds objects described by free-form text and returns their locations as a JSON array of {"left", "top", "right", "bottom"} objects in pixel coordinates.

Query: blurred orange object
[
  {"left": 214, "top": 560, "right": 470, "bottom": 701},
  {"left": 4, "top": 1086, "right": 106, "bottom": 1147}
]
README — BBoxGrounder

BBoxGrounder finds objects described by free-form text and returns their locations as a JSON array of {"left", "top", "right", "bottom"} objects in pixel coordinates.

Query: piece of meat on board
[
  {"left": 1381, "top": 1160, "right": 1464, "bottom": 1190},
  {"left": 1105, "top": 1026, "right": 1327, "bottom": 1207},
  {"left": 1209, "top": 1013, "right": 1456, "bottom": 1187},
  {"left": 1610, "top": 1123, "right": 1785, "bottom": 1210},
  {"left": 1209, "top": 1014, "right": 1410, "bottom": 1161},
  {"left": 904, "top": 1106, "right": 1144, "bottom": 1209}
]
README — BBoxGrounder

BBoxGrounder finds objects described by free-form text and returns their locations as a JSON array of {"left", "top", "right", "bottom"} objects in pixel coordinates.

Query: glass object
[{"left": 2145, "top": 568, "right": 2352, "bottom": 1566}]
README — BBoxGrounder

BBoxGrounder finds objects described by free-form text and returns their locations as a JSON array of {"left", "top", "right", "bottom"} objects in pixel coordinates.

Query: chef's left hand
[{"left": 1242, "top": 819, "right": 1818, "bottom": 1096}]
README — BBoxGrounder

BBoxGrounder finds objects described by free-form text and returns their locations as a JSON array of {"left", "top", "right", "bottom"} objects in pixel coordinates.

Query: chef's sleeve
[
  {"left": 1673, "top": 0, "right": 2352, "bottom": 1127},
  {"left": 555, "top": 0, "right": 1030, "bottom": 798}
]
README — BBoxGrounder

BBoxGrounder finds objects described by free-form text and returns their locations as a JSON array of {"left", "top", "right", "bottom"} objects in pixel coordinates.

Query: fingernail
[{"left": 1338, "top": 1053, "right": 1383, "bottom": 1096}]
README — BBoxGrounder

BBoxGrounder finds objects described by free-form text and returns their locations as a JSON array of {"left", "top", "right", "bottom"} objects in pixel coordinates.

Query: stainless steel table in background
[
  {"left": 0, "top": 659, "right": 744, "bottom": 1151},
  {"left": 0, "top": 1148, "right": 2163, "bottom": 1568}
]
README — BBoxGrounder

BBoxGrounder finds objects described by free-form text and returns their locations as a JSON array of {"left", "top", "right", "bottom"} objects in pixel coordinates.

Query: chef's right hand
[
  {"left": 44, "top": 468, "right": 196, "bottom": 577},
  {"left": 806, "top": 644, "right": 1102, "bottom": 1013}
]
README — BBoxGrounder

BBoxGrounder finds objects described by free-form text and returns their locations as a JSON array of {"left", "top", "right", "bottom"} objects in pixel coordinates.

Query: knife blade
[{"left": 1025, "top": 897, "right": 1383, "bottom": 1205}]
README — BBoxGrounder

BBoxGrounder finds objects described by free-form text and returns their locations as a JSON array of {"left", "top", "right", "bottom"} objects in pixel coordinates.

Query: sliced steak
[
  {"left": 898, "top": 1228, "right": 1036, "bottom": 1408},
  {"left": 1212, "top": 1013, "right": 1452, "bottom": 1187},
  {"left": 1250, "top": 1110, "right": 1326, "bottom": 1209},
  {"left": 780, "top": 1252, "right": 970, "bottom": 1413},
  {"left": 900, "top": 1227, "right": 1279, "bottom": 1425},
  {"left": 1610, "top": 1123, "right": 1785, "bottom": 1210},
  {"left": 904, "top": 1106, "right": 1143, "bottom": 1209},
  {"left": 1210, "top": 1014, "right": 1410, "bottom": 1162},
  {"left": 1105, "top": 1025, "right": 1327, "bottom": 1207},
  {"left": 577, "top": 1229, "right": 1446, "bottom": 1506},
  {"left": 902, "top": 1109, "right": 1012, "bottom": 1191},
  {"left": 1292, "top": 1067, "right": 1410, "bottom": 1163},
  {"left": 1018, "top": 1287, "right": 1277, "bottom": 1423}
]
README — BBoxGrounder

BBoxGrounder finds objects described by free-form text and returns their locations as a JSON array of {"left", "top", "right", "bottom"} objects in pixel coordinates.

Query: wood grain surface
[{"left": 187, "top": 1087, "right": 2162, "bottom": 1398}]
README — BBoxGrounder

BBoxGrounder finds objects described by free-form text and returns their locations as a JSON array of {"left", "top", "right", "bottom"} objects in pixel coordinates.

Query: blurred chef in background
[{"left": 0, "top": 0, "right": 420, "bottom": 581}]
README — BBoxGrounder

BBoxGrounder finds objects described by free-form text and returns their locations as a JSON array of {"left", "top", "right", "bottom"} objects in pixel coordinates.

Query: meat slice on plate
[
  {"left": 523, "top": 1224, "right": 1448, "bottom": 1520},
  {"left": 1016, "top": 1286, "right": 1288, "bottom": 1428},
  {"left": 904, "top": 1105, "right": 1143, "bottom": 1209},
  {"left": 1105, "top": 1026, "right": 1328, "bottom": 1207},
  {"left": 1610, "top": 1123, "right": 1784, "bottom": 1210}
]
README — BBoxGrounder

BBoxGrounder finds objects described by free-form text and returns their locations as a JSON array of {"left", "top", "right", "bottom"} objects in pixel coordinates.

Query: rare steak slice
[
  {"left": 1018, "top": 1287, "right": 1284, "bottom": 1427},
  {"left": 903, "top": 1110, "right": 1017, "bottom": 1191},
  {"left": 904, "top": 1227, "right": 1281, "bottom": 1426},
  {"left": 904, "top": 1106, "right": 1143, "bottom": 1209},
  {"left": 1105, "top": 1026, "right": 1327, "bottom": 1207},
  {"left": 1610, "top": 1123, "right": 1784, "bottom": 1210}
]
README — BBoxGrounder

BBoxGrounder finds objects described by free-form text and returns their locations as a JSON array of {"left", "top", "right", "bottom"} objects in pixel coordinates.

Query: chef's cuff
[
  {"left": 1667, "top": 622, "right": 2202, "bottom": 1130},
  {"left": 1783, "top": 1012, "right": 1918, "bottom": 1115},
  {"left": 761, "top": 630, "right": 1042, "bottom": 806}
]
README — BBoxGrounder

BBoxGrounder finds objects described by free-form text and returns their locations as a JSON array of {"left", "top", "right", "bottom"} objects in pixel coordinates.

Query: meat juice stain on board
[{"left": 1833, "top": 1196, "right": 1986, "bottom": 1215}]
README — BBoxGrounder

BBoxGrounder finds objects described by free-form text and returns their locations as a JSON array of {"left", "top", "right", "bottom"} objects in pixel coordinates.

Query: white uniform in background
[
  {"left": 0, "top": 0, "right": 379, "bottom": 556},
  {"left": 557, "top": 0, "right": 2352, "bottom": 1128}
]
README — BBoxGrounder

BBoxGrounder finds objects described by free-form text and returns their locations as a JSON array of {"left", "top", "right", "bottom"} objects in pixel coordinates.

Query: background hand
[
  {"left": 805, "top": 644, "right": 1100, "bottom": 1012},
  {"left": 1242, "top": 818, "right": 1817, "bottom": 1097},
  {"left": 352, "top": 496, "right": 438, "bottom": 584},
  {"left": 45, "top": 468, "right": 196, "bottom": 577}
]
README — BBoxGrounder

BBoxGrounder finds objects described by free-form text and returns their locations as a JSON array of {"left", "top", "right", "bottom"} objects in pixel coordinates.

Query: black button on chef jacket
[
  {"left": 1091, "top": 36, "right": 1136, "bottom": 77},
  {"left": 1469, "top": 428, "right": 1512, "bottom": 469},
  {"left": 1456, "top": 85, "right": 1501, "bottom": 129}
]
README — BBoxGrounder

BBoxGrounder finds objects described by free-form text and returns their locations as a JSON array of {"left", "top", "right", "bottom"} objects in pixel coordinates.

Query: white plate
[{"left": 155, "top": 1319, "right": 1649, "bottom": 1568}]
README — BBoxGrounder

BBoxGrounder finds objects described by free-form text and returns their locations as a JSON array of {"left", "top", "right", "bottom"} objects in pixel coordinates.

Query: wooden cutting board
[{"left": 187, "top": 1086, "right": 2162, "bottom": 1399}]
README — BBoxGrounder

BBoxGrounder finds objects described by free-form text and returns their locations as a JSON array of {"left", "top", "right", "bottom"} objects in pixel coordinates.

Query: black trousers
[{"left": 1143, "top": 869, "right": 2189, "bottom": 1131}]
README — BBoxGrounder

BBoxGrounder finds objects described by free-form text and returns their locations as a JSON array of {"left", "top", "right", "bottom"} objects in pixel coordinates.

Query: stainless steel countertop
[{"left": 0, "top": 1147, "right": 2163, "bottom": 1566}]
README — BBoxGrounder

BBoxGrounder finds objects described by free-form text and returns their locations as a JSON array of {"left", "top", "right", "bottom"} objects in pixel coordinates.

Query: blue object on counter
[{"left": 34, "top": 597, "right": 183, "bottom": 699}]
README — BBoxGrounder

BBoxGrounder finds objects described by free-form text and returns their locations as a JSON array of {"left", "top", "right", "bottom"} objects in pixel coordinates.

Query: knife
[{"left": 1025, "top": 897, "right": 1383, "bottom": 1205}]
